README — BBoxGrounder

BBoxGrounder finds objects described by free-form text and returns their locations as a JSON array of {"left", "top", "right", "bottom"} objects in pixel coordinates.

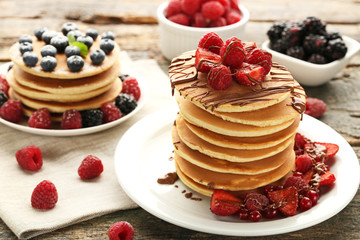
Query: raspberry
[
  {"left": 294, "top": 132, "right": 308, "bottom": 150},
  {"left": 28, "top": 108, "right": 52, "bottom": 129},
  {"left": 305, "top": 97, "right": 326, "bottom": 118},
  {"left": 210, "top": 17, "right": 227, "bottom": 27},
  {"left": 245, "top": 48, "right": 272, "bottom": 75},
  {"left": 168, "top": 13, "right": 189, "bottom": 26},
  {"left": 165, "top": 0, "right": 182, "bottom": 18},
  {"left": 198, "top": 32, "right": 224, "bottom": 54},
  {"left": 115, "top": 94, "right": 137, "bottom": 114},
  {"left": 0, "top": 100, "right": 23, "bottom": 123},
  {"left": 244, "top": 192, "right": 269, "bottom": 211},
  {"left": 181, "top": 0, "right": 201, "bottom": 15},
  {"left": 219, "top": 37, "right": 245, "bottom": 68},
  {"left": 61, "top": 109, "right": 82, "bottom": 129},
  {"left": 78, "top": 155, "right": 104, "bottom": 179},
  {"left": 108, "top": 221, "right": 134, "bottom": 240},
  {"left": 101, "top": 102, "right": 122, "bottom": 123},
  {"left": 207, "top": 64, "right": 232, "bottom": 90},
  {"left": 201, "top": 1, "right": 225, "bottom": 21},
  {"left": 225, "top": 9, "right": 242, "bottom": 25},
  {"left": 192, "top": 12, "right": 207, "bottom": 28},
  {"left": 0, "top": 74, "right": 9, "bottom": 96},
  {"left": 295, "top": 154, "right": 313, "bottom": 173},
  {"left": 233, "top": 63, "right": 265, "bottom": 86},
  {"left": 81, "top": 109, "right": 103, "bottom": 127},
  {"left": 122, "top": 77, "right": 141, "bottom": 101},
  {"left": 284, "top": 176, "right": 309, "bottom": 194},
  {"left": 15, "top": 145, "right": 43, "bottom": 171},
  {"left": 31, "top": 180, "right": 58, "bottom": 210}
]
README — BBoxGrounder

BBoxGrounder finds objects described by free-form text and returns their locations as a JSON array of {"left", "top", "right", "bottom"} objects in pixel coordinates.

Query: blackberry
[
  {"left": 308, "top": 54, "right": 327, "bottom": 64},
  {"left": 100, "top": 39, "right": 114, "bottom": 54},
  {"left": 81, "top": 109, "right": 103, "bottom": 127},
  {"left": 18, "top": 34, "right": 33, "bottom": 44},
  {"left": 119, "top": 74, "right": 129, "bottom": 81},
  {"left": 65, "top": 45, "right": 81, "bottom": 57},
  {"left": 326, "top": 31, "right": 342, "bottom": 41},
  {"left": 325, "top": 38, "right": 347, "bottom": 61},
  {"left": 42, "top": 30, "right": 59, "bottom": 44},
  {"left": 67, "top": 30, "right": 83, "bottom": 40},
  {"left": 101, "top": 31, "right": 115, "bottom": 40},
  {"left": 281, "top": 22, "right": 304, "bottom": 48},
  {"left": 41, "top": 45, "right": 57, "bottom": 57},
  {"left": 61, "top": 22, "right": 78, "bottom": 36},
  {"left": 77, "top": 36, "right": 93, "bottom": 49},
  {"left": 22, "top": 51, "right": 38, "bottom": 67},
  {"left": 34, "top": 27, "right": 48, "bottom": 41},
  {"left": 115, "top": 93, "right": 137, "bottom": 114},
  {"left": 286, "top": 46, "right": 305, "bottom": 60},
  {"left": 270, "top": 39, "right": 288, "bottom": 54},
  {"left": 303, "top": 34, "right": 327, "bottom": 54},
  {"left": 19, "top": 42, "right": 33, "bottom": 55},
  {"left": 67, "top": 55, "right": 84, "bottom": 72},
  {"left": 0, "top": 91, "right": 8, "bottom": 108},
  {"left": 90, "top": 49, "right": 105, "bottom": 65},
  {"left": 86, "top": 28, "right": 99, "bottom": 40},
  {"left": 50, "top": 35, "right": 68, "bottom": 53},
  {"left": 302, "top": 16, "right": 326, "bottom": 35},
  {"left": 267, "top": 21, "right": 287, "bottom": 43},
  {"left": 40, "top": 56, "right": 57, "bottom": 72}
]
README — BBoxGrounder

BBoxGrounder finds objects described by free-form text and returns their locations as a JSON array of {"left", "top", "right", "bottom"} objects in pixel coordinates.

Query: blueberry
[
  {"left": 115, "top": 93, "right": 137, "bottom": 114},
  {"left": 100, "top": 39, "right": 114, "bottom": 54},
  {"left": 0, "top": 91, "right": 8, "bottom": 108},
  {"left": 81, "top": 109, "right": 103, "bottom": 127},
  {"left": 41, "top": 45, "right": 57, "bottom": 57},
  {"left": 40, "top": 56, "right": 57, "bottom": 72},
  {"left": 86, "top": 28, "right": 99, "bottom": 40},
  {"left": 18, "top": 34, "right": 33, "bottom": 44},
  {"left": 77, "top": 36, "right": 93, "bottom": 49},
  {"left": 42, "top": 30, "right": 59, "bottom": 44},
  {"left": 50, "top": 35, "right": 68, "bottom": 53},
  {"left": 65, "top": 45, "right": 81, "bottom": 57},
  {"left": 19, "top": 42, "right": 33, "bottom": 55},
  {"left": 67, "top": 30, "right": 83, "bottom": 40},
  {"left": 90, "top": 49, "right": 105, "bottom": 65},
  {"left": 22, "top": 51, "right": 38, "bottom": 67},
  {"left": 101, "top": 31, "right": 115, "bottom": 40},
  {"left": 34, "top": 27, "right": 48, "bottom": 41},
  {"left": 67, "top": 55, "right": 84, "bottom": 72},
  {"left": 61, "top": 22, "right": 78, "bottom": 36}
]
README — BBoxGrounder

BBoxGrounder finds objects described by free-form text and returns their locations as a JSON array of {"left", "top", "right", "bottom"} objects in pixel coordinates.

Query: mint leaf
[
  {"left": 67, "top": 34, "right": 88, "bottom": 57},
  {"left": 68, "top": 33, "right": 76, "bottom": 44}
]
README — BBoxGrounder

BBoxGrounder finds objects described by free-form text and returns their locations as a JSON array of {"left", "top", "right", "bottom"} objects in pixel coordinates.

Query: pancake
[{"left": 9, "top": 35, "right": 120, "bottom": 79}]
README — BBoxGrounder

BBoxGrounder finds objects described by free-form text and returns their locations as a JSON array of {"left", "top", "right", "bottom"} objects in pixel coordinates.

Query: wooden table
[{"left": 1, "top": 0, "right": 359, "bottom": 239}]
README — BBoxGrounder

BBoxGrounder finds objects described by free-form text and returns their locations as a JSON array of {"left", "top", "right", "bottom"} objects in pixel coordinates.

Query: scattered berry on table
[
  {"left": 22, "top": 51, "right": 38, "bottom": 67},
  {"left": 101, "top": 31, "right": 115, "bottom": 40},
  {"left": 207, "top": 64, "right": 232, "bottom": 90},
  {"left": 50, "top": 35, "right": 69, "bottom": 53},
  {"left": 100, "top": 39, "right": 115, "bottom": 54},
  {"left": 81, "top": 109, "right": 103, "bottom": 127},
  {"left": 101, "top": 102, "right": 122, "bottom": 123},
  {"left": 67, "top": 55, "right": 84, "bottom": 72},
  {"left": 0, "top": 100, "right": 23, "bottom": 123},
  {"left": 61, "top": 109, "right": 82, "bottom": 129},
  {"left": 28, "top": 108, "right": 52, "bottom": 129},
  {"left": 85, "top": 28, "right": 99, "bottom": 40},
  {"left": 61, "top": 22, "right": 78, "bottom": 36},
  {"left": 41, "top": 30, "right": 59, "bottom": 44},
  {"left": 40, "top": 45, "right": 57, "bottom": 57},
  {"left": 15, "top": 145, "right": 43, "bottom": 171},
  {"left": 78, "top": 155, "right": 104, "bottom": 179},
  {"left": 64, "top": 45, "right": 81, "bottom": 58},
  {"left": 31, "top": 180, "right": 58, "bottom": 210},
  {"left": 305, "top": 97, "right": 327, "bottom": 118},
  {"left": 40, "top": 56, "right": 57, "bottom": 72},
  {"left": 122, "top": 77, "right": 141, "bottom": 101},
  {"left": 90, "top": 49, "right": 106, "bottom": 65},
  {"left": 77, "top": 35, "right": 94, "bottom": 49},
  {"left": 18, "top": 34, "right": 33, "bottom": 44},
  {"left": 19, "top": 42, "right": 33, "bottom": 55},
  {"left": 34, "top": 27, "right": 48, "bottom": 41},
  {"left": 108, "top": 221, "right": 134, "bottom": 240},
  {"left": 115, "top": 93, "right": 137, "bottom": 114},
  {"left": 0, "top": 91, "right": 8, "bottom": 107}
]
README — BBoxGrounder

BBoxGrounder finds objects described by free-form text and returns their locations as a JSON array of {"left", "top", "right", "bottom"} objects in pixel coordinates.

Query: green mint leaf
[
  {"left": 67, "top": 34, "right": 88, "bottom": 57},
  {"left": 68, "top": 34, "right": 76, "bottom": 44}
]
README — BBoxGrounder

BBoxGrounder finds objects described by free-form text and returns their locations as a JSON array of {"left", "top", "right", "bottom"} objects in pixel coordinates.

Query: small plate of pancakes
[
  {"left": 115, "top": 105, "right": 360, "bottom": 237},
  {"left": 0, "top": 62, "right": 148, "bottom": 136}
]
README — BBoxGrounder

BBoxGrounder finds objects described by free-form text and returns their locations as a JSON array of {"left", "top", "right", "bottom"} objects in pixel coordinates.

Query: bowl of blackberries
[{"left": 262, "top": 16, "right": 360, "bottom": 86}]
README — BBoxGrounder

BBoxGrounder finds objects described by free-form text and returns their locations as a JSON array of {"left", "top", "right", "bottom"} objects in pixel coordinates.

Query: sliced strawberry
[
  {"left": 210, "top": 189, "right": 241, "bottom": 216},
  {"left": 198, "top": 32, "right": 224, "bottom": 54},
  {"left": 303, "top": 168, "right": 314, "bottom": 184},
  {"left": 208, "top": 64, "right": 233, "bottom": 90},
  {"left": 245, "top": 48, "right": 272, "bottom": 75},
  {"left": 315, "top": 142, "right": 339, "bottom": 159},
  {"left": 219, "top": 37, "right": 245, "bottom": 68},
  {"left": 233, "top": 63, "right": 265, "bottom": 86},
  {"left": 294, "top": 132, "right": 308, "bottom": 151},
  {"left": 242, "top": 42, "right": 257, "bottom": 55},
  {"left": 319, "top": 171, "right": 336, "bottom": 186},
  {"left": 295, "top": 154, "right": 313, "bottom": 173},
  {"left": 304, "top": 143, "right": 327, "bottom": 162},
  {"left": 195, "top": 47, "right": 222, "bottom": 73},
  {"left": 268, "top": 186, "right": 299, "bottom": 216}
]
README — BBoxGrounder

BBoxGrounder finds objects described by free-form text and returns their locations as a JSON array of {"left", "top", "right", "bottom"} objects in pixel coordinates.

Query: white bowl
[
  {"left": 262, "top": 36, "right": 360, "bottom": 86},
  {"left": 157, "top": 1, "right": 250, "bottom": 60}
]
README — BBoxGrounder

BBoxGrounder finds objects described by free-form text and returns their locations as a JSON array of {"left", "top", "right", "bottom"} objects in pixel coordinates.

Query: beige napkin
[{"left": 0, "top": 52, "right": 175, "bottom": 239}]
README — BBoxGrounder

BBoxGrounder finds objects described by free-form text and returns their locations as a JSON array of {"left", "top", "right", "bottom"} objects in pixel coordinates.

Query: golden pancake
[{"left": 9, "top": 36, "right": 120, "bottom": 79}]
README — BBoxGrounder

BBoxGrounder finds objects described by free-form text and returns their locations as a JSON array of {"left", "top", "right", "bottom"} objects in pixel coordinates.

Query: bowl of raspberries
[
  {"left": 157, "top": 0, "right": 250, "bottom": 60},
  {"left": 262, "top": 16, "right": 360, "bottom": 86}
]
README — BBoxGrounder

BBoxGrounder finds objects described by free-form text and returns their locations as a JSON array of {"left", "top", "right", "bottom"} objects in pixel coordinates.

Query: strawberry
[
  {"left": 242, "top": 42, "right": 257, "bottom": 55},
  {"left": 210, "top": 189, "right": 241, "bottom": 216},
  {"left": 303, "top": 168, "right": 314, "bottom": 184},
  {"left": 245, "top": 48, "right": 272, "bottom": 75},
  {"left": 195, "top": 47, "right": 222, "bottom": 73},
  {"left": 294, "top": 132, "right": 308, "bottom": 151},
  {"left": 319, "top": 171, "right": 336, "bottom": 186},
  {"left": 304, "top": 143, "right": 327, "bottom": 162},
  {"left": 295, "top": 154, "right": 313, "bottom": 173},
  {"left": 315, "top": 142, "right": 339, "bottom": 159},
  {"left": 233, "top": 63, "right": 265, "bottom": 86},
  {"left": 198, "top": 32, "right": 224, "bottom": 54},
  {"left": 268, "top": 186, "right": 299, "bottom": 216},
  {"left": 207, "top": 64, "right": 232, "bottom": 90},
  {"left": 219, "top": 37, "right": 245, "bottom": 68}
]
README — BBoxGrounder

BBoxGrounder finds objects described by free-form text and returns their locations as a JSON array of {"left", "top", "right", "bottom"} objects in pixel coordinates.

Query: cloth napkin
[{"left": 0, "top": 52, "right": 175, "bottom": 239}]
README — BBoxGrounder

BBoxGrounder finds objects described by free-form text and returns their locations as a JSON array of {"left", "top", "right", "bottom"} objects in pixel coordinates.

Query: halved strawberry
[
  {"left": 303, "top": 168, "right": 314, "bottom": 184},
  {"left": 315, "top": 142, "right": 339, "bottom": 159},
  {"left": 267, "top": 186, "right": 299, "bottom": 216},
  {"left": 195, "top": 47, "right": 222, "bottom": 73},
  {"left": 319, "top": 171, "right": 336, "bottom": 186},
  {"left": 198, "top": 32, "right": 224, "bottom": 54},
  {"left": 210, "top": 189, "right": 241, "bottom": 216},
  {"left": 233, "top": 63, "right": 265, "bottom": 86},
  {"left": 242, "top": 42, "right": 257, "bottom": 55},
  {"left": 245, "top": 48, "right": 272, "bottom": 75},
  {"left": 304, "top": 143, "right": 327, "bottom": 162}
]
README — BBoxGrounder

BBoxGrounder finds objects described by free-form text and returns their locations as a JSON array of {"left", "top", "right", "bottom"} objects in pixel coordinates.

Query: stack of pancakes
[
  {"left": 169, "top": 51, "right": 306, "bottom": 196},
  {"left": 7, "top": 35, "right": 122, "bottom": 120}
]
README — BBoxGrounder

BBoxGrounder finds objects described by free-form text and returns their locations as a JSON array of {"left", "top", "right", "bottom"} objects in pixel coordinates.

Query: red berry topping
[
  {"left": 245, "top": 48, "right": 272, "bottom": 75},
  {"left": 305, "top": 97, "right": 326, "bottom": 118},
  {"left": 295, "top": 154, "right": 313, "bottom": 173},
  {"left": 122, "top": 77, "right": 141, "bottom": 101},
  {"left": 181, "top": 0, "right": 202, "bottom": 15},
  {"left": 168, "top": 13, "right": 190, "bottom": 26},
  {"left": 108, "top": 221, "right": 134, "bottom": 240},
  {"left": 15, "top": 145, "right": 43, "bottom": 171},
  {"left": 225, "top": 8, "right": 242, "bottom": 25},
  {"left": 319, "top": 171, "right": 336, "bottom": 186},
  {"left": 61, "top": 109, "right": 82, "bottom": 129},
  {"left": 242, "top": 42, "right": 257, "bottom": 55},
  {"left": 233, "top": 63, "right": 265, "bottom": 86},
  {"left": 268, "top": 186, "right": 299, "bottom": 216},
  {"left": 299, "top": 197, "right": 313, "bottom": 211},
  {"left": 201, "top": 1, "right": 225, "bottom": 21},
  {"left": 210, "top": 189, "right": 241, "bottom": 216},
  {"left": 101, "top": 102, "right": 122, "bottom": 123},
  {"left": 195, "top": 47, "right": 222, "bottom": 73},
  {"left": 284, "top": 176, "right": 309, "bottom": 194},
  {"left": 0, "top": 100, "right": 23, "bottom": 123},
  {"left": 244, "top": 192, "right": 269, "bottom": 212},
  {"left": 208, "top": 64, "right": 232, "bottom": 90},
  {"left": 28, "top": 108, "right": 52, "bottom": 129},
  {"left": 198, "top": 32, "right": 224, "bottom": 54},
  {"left": 78, "top": 155, "right": 104, "bottom": 179},
  {"left": 219, "top": 37, "right": 245, "bottom": 68},
  {"left": 165, "top": 0, "right": 182, "bottom": 18},
  {"left": 31, "top": 180, "right": 58, "bottom": 210}
]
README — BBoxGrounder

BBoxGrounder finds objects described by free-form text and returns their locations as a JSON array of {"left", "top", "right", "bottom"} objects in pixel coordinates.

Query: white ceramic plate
[
  {"left": 115, "top": 106, "right": 360, "bottom": 236},
  {"left": 0, "top": 62, "right": 148, "bottom": 136}
]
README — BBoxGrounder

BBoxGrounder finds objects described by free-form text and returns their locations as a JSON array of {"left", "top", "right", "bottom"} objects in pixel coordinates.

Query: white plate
[
  {"left": 0, "top": 62, "right": 148, "bottom": 136},
  {"left": 114, "top": 106, "right": 360, "bottom": 236}
]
